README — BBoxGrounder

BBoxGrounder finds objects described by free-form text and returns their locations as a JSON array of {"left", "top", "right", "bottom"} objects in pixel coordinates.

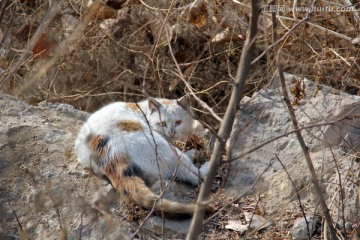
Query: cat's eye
[
  {"left": 175, "top": 120, "right": 182, "bottom": 126},
  {"left": 160, "top": 122, "right": 167, "bottom": 127}
]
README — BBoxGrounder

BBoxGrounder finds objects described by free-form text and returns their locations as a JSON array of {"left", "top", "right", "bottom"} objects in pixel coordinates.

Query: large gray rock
[
  {"left": 0, "top": 94, "right": 203, "bottom": 239},
  {"left": 290, "top": 216, "right": 316, "bottom": 240},
  {"left": 0, "top": 95, "right": 133, "bottom": 239},
  {"left": 227, "top": 73, "right": 360, "bottom": 224},
  {"left": 1, "top": 71, "right": 359, "bottom": 238}
]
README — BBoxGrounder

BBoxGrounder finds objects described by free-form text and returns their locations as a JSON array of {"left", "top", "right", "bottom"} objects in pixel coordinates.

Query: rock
[
  {"left": 0, "top": 94, "right": 202, "bottom": 239},
  {"left": 345, "top": 222, "right": 353, "bottom": 231},
  {"left": 2, "top": 71, "right": 360, "bottom": 238},
  {"left": 0, "top": 94, "right": 132, "bottom": 239},
  {"left": 290, "top": 216, "right": 316, "bottom": 240},
  {"left": 225, "top": 213, "right": 272, "bottom": 234},
  {"left": 339, "top": 131, "right": 360, "bottom": 154},
  {"left": 227, "top": 73, "right": 360, "bottom": 223},
  {"left": 142, "top": 216, "right": 192, "bottom": 238}
]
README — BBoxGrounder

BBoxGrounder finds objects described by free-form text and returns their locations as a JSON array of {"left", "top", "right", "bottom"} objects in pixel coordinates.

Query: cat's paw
[
  {"left": 192, "top": 120, "right": 208, "bottom": 138},
  {"left": 185, "top": 149, "right": 199, "bottom": 160},
  {"left": 200, "top": 161, "right": 209, "bottom": 177}
]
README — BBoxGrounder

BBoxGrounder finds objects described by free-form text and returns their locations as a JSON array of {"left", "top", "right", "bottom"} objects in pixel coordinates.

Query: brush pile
[{"left": 0, "top": 0, "right": 358, "bottom": 125}]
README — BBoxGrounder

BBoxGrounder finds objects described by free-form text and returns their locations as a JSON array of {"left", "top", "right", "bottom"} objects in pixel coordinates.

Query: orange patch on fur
[
  {"left": 105, "top": 155, "right": 129, "bottom": 178},
  {"left": 103, "top": 156, "right": 209, "bottom": 215},
  {"left": 161, "top": 99, "right": 173, "bottom": 105},
  {"left": 126, "top": 102, "right": 140, "bottom": 111},
  {"left": 87, "top": 134, "right": 108, "bottom": 157},
  {"left": 118, "top": 120, "right": 142, "bottom": 132}
]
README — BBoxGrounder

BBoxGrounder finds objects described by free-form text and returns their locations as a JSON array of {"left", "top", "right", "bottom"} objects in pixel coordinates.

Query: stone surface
[
  {"left": 290, "top": 216, "right": 316, "bottom": 240},
  {"left": 1, "top": 72, "right": 360, "bottom": 238},
  {"left": 142, "top": 216, "right": 192, "bottom": 238},
  {"left": 0, "top": 94, "right": 203, "bottom": 239},
  {"left": 0, "top": 94, "right": 132, "bottom": 239},
  {"left": 227, "top": 73, "right": 360, "bottom": 223}
]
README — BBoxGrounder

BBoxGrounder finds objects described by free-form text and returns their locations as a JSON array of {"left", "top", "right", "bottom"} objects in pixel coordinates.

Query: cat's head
[{"left": 146, "top": 96, "right": 201, "bottom": 141}]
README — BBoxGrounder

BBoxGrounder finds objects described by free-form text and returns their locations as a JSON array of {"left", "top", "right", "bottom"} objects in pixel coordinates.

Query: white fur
[
  {"left": 139, "top": 97, "right": 207, "bottom": 141},
  {"left": 75, "top": 97, "right": 208, "bottom": 186}
]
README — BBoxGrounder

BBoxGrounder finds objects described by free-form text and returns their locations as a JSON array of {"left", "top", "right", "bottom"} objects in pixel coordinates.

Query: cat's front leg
[
  {"left": 184, "top": 149, "right": 209, "bottom": 178},
  {"left": 174, "top": 151, "right": 203, "bottom": 186},
  {"left": 199, "top": 161, "right": 209, "bottom": 177},
  {"left": 191, "top": 120, "right": 209, "bottom": 138},
  {"left": 184, "top": 149, "right": 199, "bottom": 161}
]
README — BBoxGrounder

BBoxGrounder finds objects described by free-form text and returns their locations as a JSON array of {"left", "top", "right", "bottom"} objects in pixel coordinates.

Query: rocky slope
[
  {"left": 0, "top": 95, "right": 134, "bottom": 239},
  {"left": 227, "top": 73, "right": 359, "bottom": 238},
  {"left": 0, "top": 74, "right": 359, "bottom": 239}
]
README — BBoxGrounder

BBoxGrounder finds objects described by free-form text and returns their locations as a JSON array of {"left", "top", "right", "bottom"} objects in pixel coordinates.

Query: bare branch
[
  {"left": 224, "top": 116, "right": 350, "bottom": 164},
  {"left": 277, "top": 68, "right": 338, "bottom": 240},
  {"left": 275, "top": 154, "right": 311, "bottom": 240},
  {"left": 186, "top": 1, "right": 261, "bottom": 239},
  {"left": 251, "top": 16, "right": 309, "bottom": 65},
  {"left": 12, "top": 1, "right": 102, "bottom": 95},
  {"left": 203, "top": 159, "right": 272, "bottom": 225},
  {"left": 0, "top": 1, "right": 58, "bottom": 90}
]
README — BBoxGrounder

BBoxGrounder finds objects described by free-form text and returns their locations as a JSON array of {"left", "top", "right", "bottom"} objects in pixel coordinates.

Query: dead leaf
[
  {"left": 32, "top": 32, "right": 56, "bottom": 59},
  {"left": 243, "top": 212, "right": 272, "bottom": 230},
  {"left": 225, "top": 213, "right": 272, "bottom": 233},
  {"left": 85, "top": 1, "right": 117, "bottom": 20},
  {"left": 211, "top": 28, "right": 243, "bottom": 44},
  {"left": 181, "top": 0, "right": 207, "bottom": 28}
]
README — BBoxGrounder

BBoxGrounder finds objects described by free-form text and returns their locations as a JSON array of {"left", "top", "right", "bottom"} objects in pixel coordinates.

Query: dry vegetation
[
  {"left": 1, "top": 0, "right": 358, "bottom": 123},
  {"left": 0, "top": 0, "right": 360, "bottom": 239}
]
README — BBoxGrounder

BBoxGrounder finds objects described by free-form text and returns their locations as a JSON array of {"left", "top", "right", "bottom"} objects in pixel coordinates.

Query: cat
[
  {"left": 75, "top": 96, "right": 213, "bottom": 215},
  {"left": 92, "top": 96, "right": 208, "bottom": 142}
]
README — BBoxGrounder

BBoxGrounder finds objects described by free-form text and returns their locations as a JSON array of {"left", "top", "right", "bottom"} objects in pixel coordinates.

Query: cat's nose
[{"left": 169, "top": 129, "right": 176, "bottom": 138}]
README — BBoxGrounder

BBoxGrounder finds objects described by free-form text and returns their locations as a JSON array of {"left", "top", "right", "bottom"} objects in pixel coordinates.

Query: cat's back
[
  {"left": 76, "top": 106, "right": 174, "bottom": 179},
  {"left": 75, "top": 102, "right": 153, "bottom": 174},
  {"left": 89, "top": 102, "right": 139, "bottom": 119}
]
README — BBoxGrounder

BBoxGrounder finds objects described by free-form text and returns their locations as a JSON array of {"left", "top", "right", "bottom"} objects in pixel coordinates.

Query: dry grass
[
  {"left": 0, "top": 0, "right": 359, "bottom": 239},
  {"left": 1, "top": 1, "right": 359, "bottom": 125}
]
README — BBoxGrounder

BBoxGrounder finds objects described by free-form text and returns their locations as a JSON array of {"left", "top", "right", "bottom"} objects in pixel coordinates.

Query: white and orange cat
[{"left": 75, "top": 96, "right": 212, "bottom": 214}]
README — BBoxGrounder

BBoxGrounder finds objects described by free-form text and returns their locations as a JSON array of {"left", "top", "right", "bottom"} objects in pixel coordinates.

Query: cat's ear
[
  {"left": 177, "top": 95, "right": 190, "bottom": 109},
  {"left": 148, "top": 97, "right": 161, "bottom": 114}
]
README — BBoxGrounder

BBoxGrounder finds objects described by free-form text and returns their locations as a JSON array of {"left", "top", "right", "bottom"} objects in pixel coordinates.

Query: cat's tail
[{"left": 104, "top": 158, "right": 214, "bottom": 215}]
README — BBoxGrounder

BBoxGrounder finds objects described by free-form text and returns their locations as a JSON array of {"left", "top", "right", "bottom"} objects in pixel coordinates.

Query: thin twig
[
  {"left": 10, "top": 205, "right": 29, "bottom": 240},
  {"left": 329, "top": 147, "right": 346, "bottom": 235},
  {"left": 277, "top": 68, "right": 338, "bottom": 240},
  {"left": 275, "top": 15, "right": 352, "bottom": 41},
  {"left": 0, "top": 1, "right": 59, "bottom": 90},
  {"left": 203, "top": 159, "right": 272, "bottom": 224},
  {"left": 275, "top": 154, "right": 311, "bottom": 240},
  {"left": 251, "top": 16, "right": 309, "bottom": 65},
  {"left": 224, "top": 114, "right": 352, "bottom": 164},
  {"left": 186, "top": 1, "right": 261, "bottom": 239},
  {"left": 13, "top": 1, "right": 101, "bottom": 95},
  {"left": 79, "top": 171, "right": 92, "bottom": 240},
  {"left": 162, "top": 15, "right": 223, "bottom": 122},
  {"left": 0, "top": 0, "right": 12, "bottom": 48}
]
